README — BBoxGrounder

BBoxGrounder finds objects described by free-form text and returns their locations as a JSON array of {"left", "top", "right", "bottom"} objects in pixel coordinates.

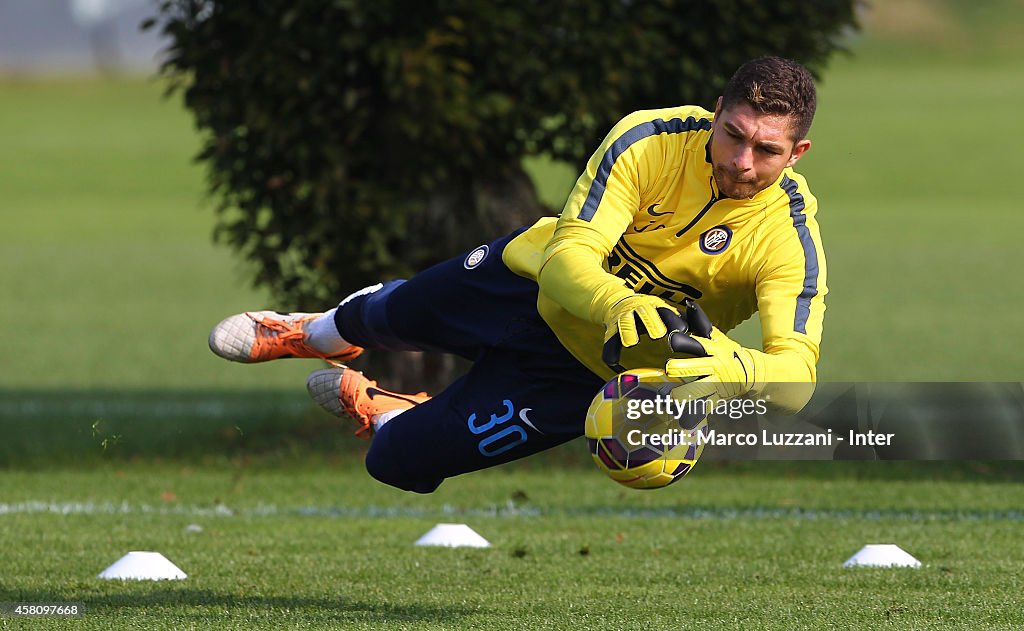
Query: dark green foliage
[{"left": 151, "top": 0, "right": 857, "bottom": 308}]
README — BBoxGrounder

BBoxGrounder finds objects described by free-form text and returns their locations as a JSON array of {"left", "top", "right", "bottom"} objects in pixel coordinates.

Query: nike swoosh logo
[
  {"left": 647, "top": 203, "right": 671, "bottom": 217},
  {"left": 366, "top": 387, "right": 423, "bottom": 406},
  {"left": 518, "top": 408, "right": 544, "bottom": 434},
  {"left": 733, "top": 351, "right": 749, "bottom": 383}
]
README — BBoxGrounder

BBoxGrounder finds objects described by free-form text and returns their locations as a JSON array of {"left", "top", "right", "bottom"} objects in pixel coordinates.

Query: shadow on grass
[{"left": 0, "top": 389, "right": 359, "bottom": 466}]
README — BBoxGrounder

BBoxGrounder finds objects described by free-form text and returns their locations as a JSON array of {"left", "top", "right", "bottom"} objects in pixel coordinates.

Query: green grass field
[
  {"left": 2, "top": 2, "right": 1024, "bottom": 628},
  {"left": 0, "top": 78, "right": 314, "bottom": 392},
  {"left": 2, "top": 462, "right": 1024, "bottom": 630}
]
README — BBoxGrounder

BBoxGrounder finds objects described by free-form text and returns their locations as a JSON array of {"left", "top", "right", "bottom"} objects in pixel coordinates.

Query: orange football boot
[
  {"left": 307, "top": 367, "right": 430, "bottom": 438},
  {"left": 208, "top": 311, "right": 363, "bottom": 363}
]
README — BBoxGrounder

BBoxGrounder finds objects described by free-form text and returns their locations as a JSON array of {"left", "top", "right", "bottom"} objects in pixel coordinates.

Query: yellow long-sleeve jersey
[{"left": 502, "top": 105, "right": 827, "bottom": 411}]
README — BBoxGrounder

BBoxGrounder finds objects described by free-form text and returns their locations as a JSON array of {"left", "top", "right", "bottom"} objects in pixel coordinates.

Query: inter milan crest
[
  {"left": 464, "top": 245, "right": 489, "bottom": 269},
  {"left": 700, "top": 226, "right": 732, "bottom": 255}
]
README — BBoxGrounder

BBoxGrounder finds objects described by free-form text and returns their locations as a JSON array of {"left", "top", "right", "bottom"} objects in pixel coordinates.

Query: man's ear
[
  {"left": 714, "top": 96, "right": 723, "bottom": 116},
  {"left": 786, "top": 139, "right": 811, "bottom": 167}
]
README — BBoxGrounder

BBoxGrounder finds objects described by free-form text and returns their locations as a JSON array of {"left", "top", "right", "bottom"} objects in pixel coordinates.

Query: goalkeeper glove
[
  {"left": 665, "top": 329, "right": 757, "bottom": 401},
  {"left": 602, "top": 295, "right": 685, "bottom": 348}
]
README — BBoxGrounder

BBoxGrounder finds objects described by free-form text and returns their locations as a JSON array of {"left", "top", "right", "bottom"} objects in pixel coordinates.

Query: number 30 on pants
[{"left": 467, "top": 399, "right": 528, "bottom": 457}]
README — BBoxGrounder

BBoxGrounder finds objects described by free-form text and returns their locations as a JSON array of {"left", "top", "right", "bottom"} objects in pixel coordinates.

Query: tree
[{"left": 150, "top": 0, "right": 857, "bottom": 387}]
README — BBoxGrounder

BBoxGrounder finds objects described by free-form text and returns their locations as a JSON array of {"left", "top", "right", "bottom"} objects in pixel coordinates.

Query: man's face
[{"left": 709, "top": 97, "right": 811, "bottom": 199}]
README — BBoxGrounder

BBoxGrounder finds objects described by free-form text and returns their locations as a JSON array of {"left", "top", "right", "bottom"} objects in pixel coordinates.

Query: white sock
[
  {"left": 306, "top": 308, "right": 351, "bottom": 354},
  {"left": 306, "top": 284, "right": 384, "bottom": 353},
  {"left": 372, "top": 408, "right": 407, "bottom": 432}
]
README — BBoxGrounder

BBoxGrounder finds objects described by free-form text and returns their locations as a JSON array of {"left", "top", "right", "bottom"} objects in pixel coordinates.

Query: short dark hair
[{"left": 721, "top": 56, "right": 817, "bottom": 140}]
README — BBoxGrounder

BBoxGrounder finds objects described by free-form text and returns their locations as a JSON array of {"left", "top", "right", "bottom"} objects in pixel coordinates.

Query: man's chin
[
  {"left": 713, "top": 172, "right": 761, "bottom": 199},
  {"left": 720, "top": 183, "right": 760, "bottom": 199}
]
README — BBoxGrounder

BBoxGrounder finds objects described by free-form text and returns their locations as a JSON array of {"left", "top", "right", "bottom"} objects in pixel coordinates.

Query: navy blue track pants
[{"left": 334, "top": 228, "right": 604, "bottom": 493}]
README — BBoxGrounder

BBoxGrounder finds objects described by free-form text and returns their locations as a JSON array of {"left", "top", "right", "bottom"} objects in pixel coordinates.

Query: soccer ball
[{"left": 585, "top": 368, "right": 711, "bottom": 490}]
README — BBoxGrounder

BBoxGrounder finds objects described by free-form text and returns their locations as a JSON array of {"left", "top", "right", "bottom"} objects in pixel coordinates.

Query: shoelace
[
  {"left": 251, "top": 314, "right": 307, "bottom": 345},
  {"left": 252, "top": 315, "right": 362, "bottom": 362},
  {"left": 350, "top": 377, "right": 380, "bottom": 439},
  {"left": 353, "top": 421, "right": 373, "bottom": 439}
]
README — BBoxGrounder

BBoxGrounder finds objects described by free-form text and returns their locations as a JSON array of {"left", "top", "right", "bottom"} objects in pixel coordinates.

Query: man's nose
[
  {"left": 733, "top": 144, "right": 757, "bottom": 171},
  {"left": 733, "top": 146, "right": 754, "bottom": 172}
]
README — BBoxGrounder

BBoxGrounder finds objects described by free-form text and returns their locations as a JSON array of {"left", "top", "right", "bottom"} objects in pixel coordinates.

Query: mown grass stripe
[
  {"left": 4, "top": 501, "right": 1024, "bottom": 523},
  {"left": 0, "top": 393, "right": 310, "bottom": 420}
]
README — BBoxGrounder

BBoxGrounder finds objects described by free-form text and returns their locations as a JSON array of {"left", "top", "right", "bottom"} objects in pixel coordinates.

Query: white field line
[
  {"left": 0, "top": 501, "right": 241, "bottom": 517},
  {"left": 0, "top": 501, "right": 537, "bottom": 519},
  {"left": 1, "top": 501, "right": 1023, "bottom": 522}
]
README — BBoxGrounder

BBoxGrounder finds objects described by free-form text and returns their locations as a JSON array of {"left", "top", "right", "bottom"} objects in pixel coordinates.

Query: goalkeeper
[{"left": 208, "top": 56, "right": 827, "bottom": 493}]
